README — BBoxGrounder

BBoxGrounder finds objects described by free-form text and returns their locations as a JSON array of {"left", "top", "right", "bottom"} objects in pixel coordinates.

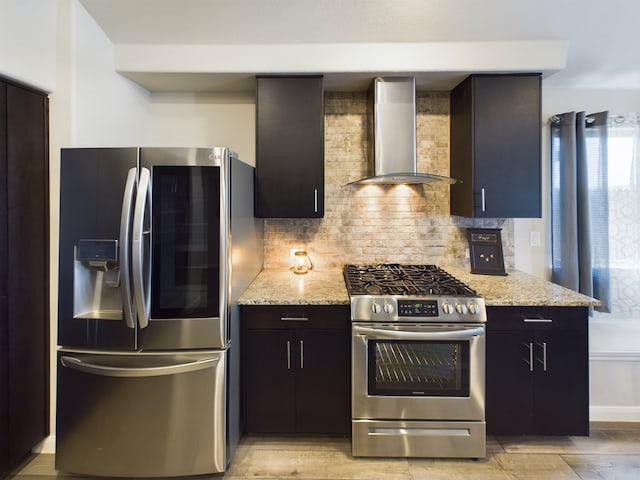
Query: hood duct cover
[{"left": 348, "top": 76, "right": 459, "bottom": 185}]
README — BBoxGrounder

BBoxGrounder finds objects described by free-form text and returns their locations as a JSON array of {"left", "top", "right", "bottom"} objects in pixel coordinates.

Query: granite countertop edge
[{"left": 238, "top": 267, "right": 600, "bottom": 308}]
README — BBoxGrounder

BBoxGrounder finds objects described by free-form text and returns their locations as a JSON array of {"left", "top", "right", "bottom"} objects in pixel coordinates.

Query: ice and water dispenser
[{"left": 73, "top": 239, "right": 122, "bottom": 320}]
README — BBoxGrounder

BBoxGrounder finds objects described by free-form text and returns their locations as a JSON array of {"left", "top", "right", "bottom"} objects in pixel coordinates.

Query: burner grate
[{"left": 343, "top": 264, "right": 477, "bottom": 297}]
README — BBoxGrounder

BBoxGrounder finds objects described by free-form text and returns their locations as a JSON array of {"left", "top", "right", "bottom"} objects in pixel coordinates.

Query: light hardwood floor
[{"left": 9, "top": 423, "right": 640, "bottom": 479}]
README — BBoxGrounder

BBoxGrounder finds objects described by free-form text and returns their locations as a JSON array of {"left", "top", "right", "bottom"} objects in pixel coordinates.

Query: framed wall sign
[{"left": 466, "top": 228, "right": 507, "bottom": 275}]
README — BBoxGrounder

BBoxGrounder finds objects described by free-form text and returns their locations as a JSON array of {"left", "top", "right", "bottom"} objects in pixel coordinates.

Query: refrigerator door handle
[
  {"left": 119, "top": 168, "right": 137, "bottom": 329},
  {"left": 59, "top": 355, "right": 219, "bottom": 378},
  {"left": 132, "top": 167, "right": 151, "bottom": 329}
]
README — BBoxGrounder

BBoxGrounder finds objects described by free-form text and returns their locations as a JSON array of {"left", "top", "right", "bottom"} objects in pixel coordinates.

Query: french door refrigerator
[{"left": 55, "top": 147, "right": 263, "bottom": 477}]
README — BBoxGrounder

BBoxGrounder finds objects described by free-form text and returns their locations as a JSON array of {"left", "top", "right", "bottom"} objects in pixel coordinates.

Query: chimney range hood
[{"left": 348, "top": 76, "right": 459, "bottom": 186}]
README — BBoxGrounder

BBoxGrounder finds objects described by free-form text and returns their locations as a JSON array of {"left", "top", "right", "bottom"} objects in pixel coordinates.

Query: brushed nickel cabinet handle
[
  {"left": 300, "top": 340, "right": 304, "bottom": 369},
  {"left": 529, "top": 342, "right": 534, "bottom": 372},
  {"left": 523, "top": 318, "right": 553, "bottom": 323},
  {"left": 522, "top": 342, "right": 534, "bottom": 372},
  {"left": 286, "top": 340, "right": 291, "bottom": 370}
]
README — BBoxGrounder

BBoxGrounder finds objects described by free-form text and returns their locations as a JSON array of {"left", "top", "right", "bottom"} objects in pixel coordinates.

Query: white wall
[
  {"left": 70, "top": 4, "right": 152, "bottom": 146},
  {"left": 148, "top": 92, "right": 255, "bottom": 164},
  {"left": 0, "top": 0, "right": 57, "bottom": 91}
]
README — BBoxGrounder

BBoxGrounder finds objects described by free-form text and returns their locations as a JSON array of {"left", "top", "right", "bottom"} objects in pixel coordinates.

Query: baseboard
[
  {"left": 590, "top": 351, "right": 640, "bottom": 362},
  {"left": 590, "top": 406, "right": 640, "bottom": 422},
  {"left": 32, "top": 435, "right": 56, "bottom": 454}
]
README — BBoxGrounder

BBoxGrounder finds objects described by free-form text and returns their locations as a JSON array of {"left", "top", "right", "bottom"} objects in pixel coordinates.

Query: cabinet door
[
  {"left": 5, "top": 82, "right": 49, "bottom": 467},
  {"left": 0, "top": 81, "right": 7, "bottom": 477},
  {"left": 486, "top": 330, "right": 534, "bottom": 434},
  {"left": 533, "top": 329, "right": 589, "bottom": 435},
  {"left": 295, "top": 330, "right": 350, "bottom": 434},
  {"left": 255, "top": 76, "right": 324, "bottom": 218},
  {"left": 243, "top": 330, "right": 296, "bottom": 433},
  {"left": 450, "top": 74, "right": 541, "bottom": 218},
  {"left": 473, "top": 75, "right": 541, "bottom": 218},
  {"left": 244, "top": 330, "right": 296, "bottom": 433}
]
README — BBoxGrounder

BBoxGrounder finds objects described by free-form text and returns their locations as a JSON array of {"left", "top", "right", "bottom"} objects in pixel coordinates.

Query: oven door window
[{"left": 367, "top": 340, "right": 470, "bottom": 397}]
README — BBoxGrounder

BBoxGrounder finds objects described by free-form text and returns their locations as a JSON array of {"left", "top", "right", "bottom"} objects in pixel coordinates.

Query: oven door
[{"left": 352, "top": 323, "right": 485, "bottom": 421}]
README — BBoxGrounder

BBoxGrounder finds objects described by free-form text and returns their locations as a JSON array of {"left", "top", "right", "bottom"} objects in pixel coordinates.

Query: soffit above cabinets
[
  {"left": 79, "top": 0, "right": 640, "bottom": 93},
  {"left": 113, "top": 41, "right": 568, "bottom": 93}
]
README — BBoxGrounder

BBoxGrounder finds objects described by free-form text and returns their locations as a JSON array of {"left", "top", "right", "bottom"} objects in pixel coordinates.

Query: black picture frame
[{"left": 467, "top": 228, "right": 507, "bottom": 275}]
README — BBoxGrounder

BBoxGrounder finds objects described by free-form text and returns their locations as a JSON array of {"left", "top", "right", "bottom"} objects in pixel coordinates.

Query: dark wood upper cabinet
[
  {"left": 0, "top": 78, "right": 49, "bottom": 478},
  {"left": 450, "top": 74, "right": 542, "bottom": 218},
  {"left": 255, "top": 76, "right": 324, "bottom": 218}
]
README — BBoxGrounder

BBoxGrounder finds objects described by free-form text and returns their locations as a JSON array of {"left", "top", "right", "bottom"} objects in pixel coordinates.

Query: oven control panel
[
  {"left": 350, "top": 296, "right": 487, "bottom": 323},
  {"left": 397, "top": 299, "right": 439, "bottom": 317}
]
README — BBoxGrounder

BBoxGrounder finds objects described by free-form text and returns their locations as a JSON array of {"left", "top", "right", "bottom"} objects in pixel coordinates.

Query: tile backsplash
[{"left": 263, "top": 91, "right": 513, "bottom": 270}]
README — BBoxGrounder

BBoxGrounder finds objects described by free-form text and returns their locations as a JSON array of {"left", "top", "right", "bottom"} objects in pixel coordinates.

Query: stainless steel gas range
[{"left": 343, "top": 264, "right": 487, "bottom": 459}]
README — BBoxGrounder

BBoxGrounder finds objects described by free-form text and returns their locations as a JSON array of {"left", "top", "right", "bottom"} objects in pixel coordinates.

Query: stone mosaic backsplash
[{"left": 263, "top": 91, "right": 513, "bottom": 270}]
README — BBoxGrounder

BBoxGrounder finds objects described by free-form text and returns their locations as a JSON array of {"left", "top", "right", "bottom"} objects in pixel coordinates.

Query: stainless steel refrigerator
[{"left": 55, "top": 147, "right": 263, "bottom": 477}]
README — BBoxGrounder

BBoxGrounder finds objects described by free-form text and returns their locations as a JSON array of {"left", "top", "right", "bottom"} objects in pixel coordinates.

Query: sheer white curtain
[{"left": 603, "top": 113, "right": 640, "bottom": 318}]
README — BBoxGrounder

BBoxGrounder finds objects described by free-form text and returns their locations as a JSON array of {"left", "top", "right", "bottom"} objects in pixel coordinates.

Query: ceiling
[{"left": 79, "top": 0, "right": 640, "bottom": 92}]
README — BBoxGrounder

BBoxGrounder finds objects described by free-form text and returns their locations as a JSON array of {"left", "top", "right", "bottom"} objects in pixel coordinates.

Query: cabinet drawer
[
  {"left": 243, "top": 305, "right": 349, "bottom": 330},
  {"left": 487, "top": 306, "right": 588, "bottom": 332}
]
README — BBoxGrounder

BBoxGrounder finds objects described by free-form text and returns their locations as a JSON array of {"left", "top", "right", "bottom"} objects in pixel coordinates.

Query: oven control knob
[
  {"left": 456, "top": 303, "right": 468, "bottom": 315},
  {"left": 468, "top": 303, "right": 481, "bottom": 315},
  {"left": 383, "top": 302, "right": 394, "bottom": 314},
  {"left": 371, "top": 302, "right": 382, "bottom": 314},
  {"left": 442, "top": 302, "right": 454, "bottom": 315}
]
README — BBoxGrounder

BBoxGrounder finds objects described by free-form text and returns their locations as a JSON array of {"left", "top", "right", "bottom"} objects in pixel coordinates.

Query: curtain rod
[{"left": 550, "top": 115, "right": 595, "bottom": 124}]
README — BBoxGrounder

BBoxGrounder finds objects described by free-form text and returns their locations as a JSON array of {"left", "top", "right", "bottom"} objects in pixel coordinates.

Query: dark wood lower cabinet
[
  {"left": 486, "top": 306, "right": 589, "bottom": 436},
  {"left": 242, "top": 305, "right": 350, "bottom": 434}
]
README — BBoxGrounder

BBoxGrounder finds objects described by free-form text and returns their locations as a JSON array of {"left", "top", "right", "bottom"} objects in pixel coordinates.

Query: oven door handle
[{"left": 353, "top": 325, "right": 485, "bottom": 341}]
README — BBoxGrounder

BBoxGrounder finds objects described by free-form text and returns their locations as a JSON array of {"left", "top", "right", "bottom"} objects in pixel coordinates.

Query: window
[{"left": 594, "top": 114, "right": 640, "bottom": 319}]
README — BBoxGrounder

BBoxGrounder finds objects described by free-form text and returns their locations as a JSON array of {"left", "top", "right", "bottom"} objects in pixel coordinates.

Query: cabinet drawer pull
[
  {"left": 281, "top": 317, "right": 309, "bottom": 322},
  {"left": 481, "top": 188, "right": 486, "bottom": 212},
  {"left": 523, "top": 318, "right": 553, "bottom": 323},
  {"left": 314, "top": 188, "right": 318, "bottom": 213},
  {"left": 286, "top": 340, "right": 291, "bottom": 370}
]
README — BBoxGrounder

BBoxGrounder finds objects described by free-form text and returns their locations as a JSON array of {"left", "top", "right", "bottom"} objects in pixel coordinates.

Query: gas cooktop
[
  {"left": 343, "top": 264, "right": 486, "bottom": 323},
  {"left": 343, "top": 264, "right": 478, "bottom": 297}
]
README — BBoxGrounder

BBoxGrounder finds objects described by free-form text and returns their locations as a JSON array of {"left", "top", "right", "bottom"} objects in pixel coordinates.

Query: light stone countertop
[
  {"left": 238, "top": 269, "right": 349, "bottom": 305},
  {"left": 444, "top": 267, "right": 600, "bottom": 307},
  {"left": 238, "top": 267, "right": 599, "bottom": 307}
]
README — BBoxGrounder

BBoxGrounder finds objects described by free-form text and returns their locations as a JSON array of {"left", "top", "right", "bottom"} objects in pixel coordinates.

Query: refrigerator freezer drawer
[{"left": 55, "top": 350, "right": 228, "bottom": 477}]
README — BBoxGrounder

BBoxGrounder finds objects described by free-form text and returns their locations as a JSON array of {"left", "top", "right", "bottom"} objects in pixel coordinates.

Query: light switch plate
[{"left": 530, "top": 231, "right": 541, "bottom": 247}]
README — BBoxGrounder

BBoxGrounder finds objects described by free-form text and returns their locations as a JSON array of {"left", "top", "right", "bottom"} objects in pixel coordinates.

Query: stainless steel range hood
[{"left": 348, "top": 76, "right": 459, "bottom": 186}]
